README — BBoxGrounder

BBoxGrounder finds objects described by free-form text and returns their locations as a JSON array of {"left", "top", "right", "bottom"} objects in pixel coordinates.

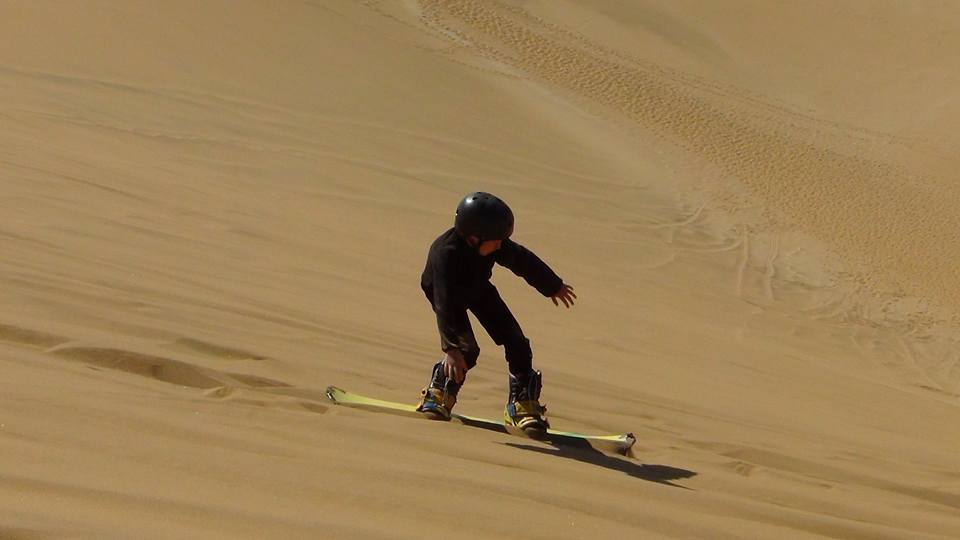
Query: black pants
[{"left": 426, "top": 282, "right": 532, "bottom": 375}]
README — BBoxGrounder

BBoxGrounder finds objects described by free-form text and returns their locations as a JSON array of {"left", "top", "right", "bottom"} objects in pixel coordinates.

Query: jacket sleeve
[
  {"left": 494, "top": 239, "right": 563, "bottom": 297},
  {"left": 431, "top": 248, "right": 471, "bottom": 351}
]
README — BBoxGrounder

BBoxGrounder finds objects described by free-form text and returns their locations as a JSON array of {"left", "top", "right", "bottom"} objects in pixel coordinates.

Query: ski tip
[
  {"left": 324, "top": 385, "right": 342, "bottom": 403},
  {"left": 614, "top": 433, "right": 637, "bottom": 456}
]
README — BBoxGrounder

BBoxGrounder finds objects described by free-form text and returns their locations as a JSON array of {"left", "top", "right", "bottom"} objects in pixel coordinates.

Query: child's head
[{"left": 454, "top": 192, "right": 513, "bottom": 254}]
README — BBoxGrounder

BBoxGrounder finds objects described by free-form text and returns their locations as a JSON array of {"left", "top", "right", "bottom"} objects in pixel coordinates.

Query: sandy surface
[{"left": 3, "top": 1, "right": 960, "bottom": 538}]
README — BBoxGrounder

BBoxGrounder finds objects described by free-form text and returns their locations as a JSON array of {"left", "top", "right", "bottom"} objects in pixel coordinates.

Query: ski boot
[
  {"left": 504, "top": 369, "right": 549, "bottom": 436},
  {"left": 416, "top": 361, "right": 461, "bottom": 420}
]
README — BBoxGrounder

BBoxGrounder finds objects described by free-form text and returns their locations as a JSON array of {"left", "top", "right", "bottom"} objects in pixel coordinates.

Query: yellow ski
[{"left": 325, "top": 385, "right": 635, "bottom": 456}]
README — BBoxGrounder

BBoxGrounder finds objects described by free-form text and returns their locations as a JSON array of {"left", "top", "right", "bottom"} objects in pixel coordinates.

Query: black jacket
[{"left": 421, "top": 228, "right": 563, "bottom": 350}]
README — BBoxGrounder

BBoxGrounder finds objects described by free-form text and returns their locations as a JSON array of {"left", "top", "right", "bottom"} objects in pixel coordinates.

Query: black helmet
[{"left": 454, "top": 192, "right": 514, "bottom": 241}]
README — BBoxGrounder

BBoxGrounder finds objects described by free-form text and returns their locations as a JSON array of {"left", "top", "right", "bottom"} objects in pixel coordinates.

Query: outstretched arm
[
  {"left": 551, "top": 283, "right": 577, "bottom": 308},
  {"left": 494, "top": 239, "right": 563, "bottom": 297}
]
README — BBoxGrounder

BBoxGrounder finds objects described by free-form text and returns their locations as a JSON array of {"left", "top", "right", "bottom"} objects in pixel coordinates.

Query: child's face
[{"left": 475, "top": 238, "right": 503, "bottom": 256}]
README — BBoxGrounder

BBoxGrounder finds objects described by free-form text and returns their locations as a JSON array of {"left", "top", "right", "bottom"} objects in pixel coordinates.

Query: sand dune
[{"left": 3, "top": 1, "right": 960, "bottom": 538}]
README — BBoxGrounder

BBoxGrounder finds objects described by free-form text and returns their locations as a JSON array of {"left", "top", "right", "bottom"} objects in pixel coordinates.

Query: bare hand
[
  {"left": 442, "top": 348, "right": 468, "bottom": 384},
  {"left": 551, "top": 283, "right": 577, "bottom": 308}
]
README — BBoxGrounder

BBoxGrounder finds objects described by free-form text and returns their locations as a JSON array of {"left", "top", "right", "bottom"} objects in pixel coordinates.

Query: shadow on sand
[{"left": 505, "top": 442, "right": 697, "bottom": 488}]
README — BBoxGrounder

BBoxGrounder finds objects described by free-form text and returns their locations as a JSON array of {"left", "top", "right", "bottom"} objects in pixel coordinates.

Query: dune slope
[{"left": 2, "top": 1, "right": 960, "bottom": 538}]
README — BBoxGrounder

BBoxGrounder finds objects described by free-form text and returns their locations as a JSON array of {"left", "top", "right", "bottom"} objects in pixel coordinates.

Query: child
[{"left": 417, "top": 192, "right": 577, "bottom": 434}]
